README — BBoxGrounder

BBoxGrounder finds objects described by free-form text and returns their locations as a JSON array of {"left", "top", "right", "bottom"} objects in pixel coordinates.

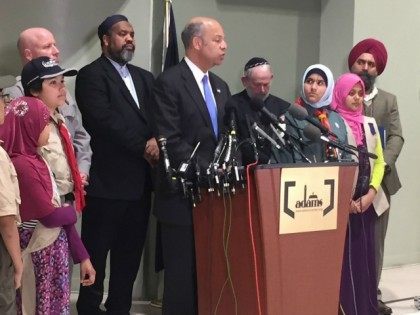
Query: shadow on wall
[
  {"left": 0, "top": 0, "right": 127, "bottom": 75},
  {"left": 216, "top": 0, "right": 321, "bottom": 12}
]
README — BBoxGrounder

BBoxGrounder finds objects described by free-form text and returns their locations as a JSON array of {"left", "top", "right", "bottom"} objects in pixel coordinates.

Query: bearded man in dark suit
[
  {"left": 151, "top": 16, "right": 230, "bottom": 315},
  {"left": 75, "top": 15, "right": 158, "bottom": 315}
]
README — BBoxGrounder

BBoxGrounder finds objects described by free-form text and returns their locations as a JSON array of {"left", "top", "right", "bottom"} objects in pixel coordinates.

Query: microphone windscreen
[
  {"left": 288, "top": 104, "right": 309, "bottom": 120},
  {"left": 303, "top": 124, "right": 322, "bottom": 143},
  {"left": 223, "top": 101, "right": 237, "bottom": 125}
]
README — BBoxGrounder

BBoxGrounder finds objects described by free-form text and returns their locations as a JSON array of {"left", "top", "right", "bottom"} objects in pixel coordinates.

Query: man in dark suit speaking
[
  {"left": 75, "top": 15, "right": 158, "bottom": 315},
  {"left": 151, "top": 16, "right": 230, "bottom": 314}
]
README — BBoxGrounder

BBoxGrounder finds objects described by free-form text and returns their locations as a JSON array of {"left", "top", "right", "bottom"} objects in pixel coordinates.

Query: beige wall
[
  {"left": 154, "top": 0, "right": 321, "bottom": 101},
  {"left": 319, "top": 0, "right": 354, "bottom": 74},
  {"left": 353, "top": 0, "right": 420, "bottom": 266}
]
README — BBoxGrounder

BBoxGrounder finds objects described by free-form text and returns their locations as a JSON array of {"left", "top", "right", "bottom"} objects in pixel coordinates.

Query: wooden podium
[{"left": 193, "top": 163, "right": 357, "bottom": 315}]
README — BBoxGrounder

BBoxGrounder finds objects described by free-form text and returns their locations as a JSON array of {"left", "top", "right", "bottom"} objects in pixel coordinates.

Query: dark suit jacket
[
  {"left": 151, "top": 59, "right": 230, "bottom": 225},
  {"left": 75, "top": 54, "right": 155, "bottom": 200},
  {"left": 364, "top": 88, "right": 404, "bottom": 195}
]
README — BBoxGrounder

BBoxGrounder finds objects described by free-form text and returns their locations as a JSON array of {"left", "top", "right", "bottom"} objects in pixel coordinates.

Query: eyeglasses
[{"left": 0, "top": 93, "right": 11, "bottom": 104}]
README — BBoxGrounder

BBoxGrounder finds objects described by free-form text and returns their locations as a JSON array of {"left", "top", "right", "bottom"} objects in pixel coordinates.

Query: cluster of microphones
[{"left": 158, "top": 99, "right": 377, "bottom": 207}]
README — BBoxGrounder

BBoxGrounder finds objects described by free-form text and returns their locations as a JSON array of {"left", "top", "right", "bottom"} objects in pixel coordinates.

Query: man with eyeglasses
[
  {"left": 0, "top": 75, "right": 22, "bottom": 315},
  {"left": 0, "top": 91, "right": 11, "bottom": 104},
  {"left": 348, "top": 38, "right": 404, "bottom": 315}
]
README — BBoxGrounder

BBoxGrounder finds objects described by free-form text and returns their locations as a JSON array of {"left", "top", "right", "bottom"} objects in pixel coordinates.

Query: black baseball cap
[{"left": 21, "top": 56, "right": 77, "bottom": 90}]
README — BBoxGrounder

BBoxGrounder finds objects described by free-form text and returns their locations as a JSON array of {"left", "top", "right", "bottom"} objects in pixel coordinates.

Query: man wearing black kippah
[
  {"left": 75, "top": 15, "right": 158, "bottom": 315},
  {"left": 225, "top": 57, "right": 291, "bottom": 165}
]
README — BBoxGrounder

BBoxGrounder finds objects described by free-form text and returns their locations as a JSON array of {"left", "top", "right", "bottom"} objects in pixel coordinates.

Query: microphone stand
[
  {"left": 245, "top": 114, "right": 259, "bottom": 163},
  {"left": 177, "top": 142, "right": 201, "bottom": 204},
  {"left": 271, "top": 122, "right": 311, "bottom": 163}
]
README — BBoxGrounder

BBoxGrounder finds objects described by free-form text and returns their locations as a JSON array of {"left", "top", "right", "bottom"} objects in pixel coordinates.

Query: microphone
[
  {"left": 288, "top": 104, "right": 338, "bottom": 138},
  {"left": 211, "top": 133, "right": 227, "bottom": 167},
  {"left": 178, "top": 142, "right": 201, "bottom": 198},
  {"left": 207, "top": 135, "right": 227, "bottom": 195},
  {"left": 287, "top": 103, "right": 309, "bottom": 120},
  {"left": 270, "top": 123, "right": 285, "bottom": 145},
  {"left": 249, "top": 100, "right": 312, "bottom": 162},
  {"left": 303, "top": 124, "right": 380, "bottom": 159},
  {"left": 250, "top": 98, "right": 286, "bottom": 131},
  {"left": 252, "top": 122, "right": 281, "bottom": 149},
  {"left": 158, "top": 137, "right": 173, "bottom": 181},
  {"left": 223, "top": 134, "right": 233, "bottom": 163},
  {"left": 340, "top": 142, "right": 377, "bottom": 159},
  {"left": 178, "top": 142, "right": 201, "bottom": 175},
  {"left": 245, "top": 114, "right": 259, "bottom": 162},
  {"left": 303, "top": 124, "right": 353, "bottom": 155},
  {"left": 225, "top": 104, "right": 237, "bottom": 136},
  {"left": 250, "top": 98, "right": 305, "bottom": 143},
  {"left": 194, "top": 158, "right": 202, "bottom": 202},
  {"left": 223, "top": 104, "right": 238, "bottom": 164}
]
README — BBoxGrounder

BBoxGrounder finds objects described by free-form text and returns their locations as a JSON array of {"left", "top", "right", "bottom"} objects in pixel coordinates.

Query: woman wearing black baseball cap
[
  {"left": 21, "top": 56, "right": 77, "bottom": 96},
  {"left": 10, "top": 56, "right": 95, "bottom": 314}
]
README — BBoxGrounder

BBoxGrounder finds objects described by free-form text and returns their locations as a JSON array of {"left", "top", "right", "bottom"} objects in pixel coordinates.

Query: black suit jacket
[
  {"left": 75, "top": 55, "right": 155, "bottom": 200},
  {"left": 151, "top": 59, "right": 231, "bottom": 225}
]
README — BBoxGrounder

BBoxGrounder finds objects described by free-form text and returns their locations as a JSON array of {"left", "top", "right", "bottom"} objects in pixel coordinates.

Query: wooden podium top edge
[{"left": 255, "top": 161, "right": 359, "bottom": 170}]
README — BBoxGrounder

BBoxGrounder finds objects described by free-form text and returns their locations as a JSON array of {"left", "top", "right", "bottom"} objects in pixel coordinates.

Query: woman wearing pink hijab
[
  {"left": 331, "top": 73, "right": 387, "bottom": 315},
  {"left": 0, "top": 97, "right": 95, "bottom": 314}
]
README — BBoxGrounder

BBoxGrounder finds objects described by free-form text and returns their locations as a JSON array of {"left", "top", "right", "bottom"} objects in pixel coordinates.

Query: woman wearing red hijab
[
  {"left": 0, "top": 97, "right": 95, "bottom": 314},
  {"left": 20, "top": 56, "right": 85, "bottom": 213},
  {"left": 331, "top": 73, "right": 387, "bottom": 315}
]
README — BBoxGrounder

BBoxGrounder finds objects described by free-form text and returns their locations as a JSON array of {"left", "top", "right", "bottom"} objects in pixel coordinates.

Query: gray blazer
[{"left": 364, "top": 88, "right": 404, "bottom": 196}]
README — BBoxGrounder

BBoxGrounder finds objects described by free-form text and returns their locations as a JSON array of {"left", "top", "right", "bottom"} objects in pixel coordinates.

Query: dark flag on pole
[
  {"left": 162, "top": 0, "right": 179, "bottom": 71},
  {"left": 155, "top": 2, "right": 179, "bottom": 273}
]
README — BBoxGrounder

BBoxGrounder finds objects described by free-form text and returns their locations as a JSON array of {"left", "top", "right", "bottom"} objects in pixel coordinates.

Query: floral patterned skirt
[{"left": 17, "top": 228, "right": 70, "bottom": 315}]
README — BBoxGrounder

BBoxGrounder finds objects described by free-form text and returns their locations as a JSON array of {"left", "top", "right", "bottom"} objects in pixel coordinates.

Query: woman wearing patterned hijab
[
  {"left": 294, "top": 64, "right": 350, "bottom": 162},
  {"left": 331, "top": 73, "right": 387, "bottom": 315},
  {"left": 0, "top": 97, "right": 95, "bottom": 314}
]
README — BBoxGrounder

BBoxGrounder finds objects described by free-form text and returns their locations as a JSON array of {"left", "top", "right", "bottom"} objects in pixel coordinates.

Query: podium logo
[
  {"left": 295, "top": 185, "right": 323, "bottom": 208},
  {"left": 284, "top": 179, "right": 335, "bottom": 218},
  {"left": 279, "top": 166, "right": 339, "bottom": 234}
]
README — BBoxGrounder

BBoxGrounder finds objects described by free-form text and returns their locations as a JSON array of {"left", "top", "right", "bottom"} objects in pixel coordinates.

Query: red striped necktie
[{"left": 57, "top": 119, "right": 85, "bottom": 212}]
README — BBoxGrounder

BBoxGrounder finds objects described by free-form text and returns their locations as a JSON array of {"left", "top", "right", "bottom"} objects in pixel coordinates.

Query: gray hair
[{"left": 181, "top": 21, "right": 203, "bottom": 49}]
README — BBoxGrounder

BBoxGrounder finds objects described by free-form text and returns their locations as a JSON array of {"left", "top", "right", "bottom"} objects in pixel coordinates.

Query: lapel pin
[{"left": 216, "top": 88, "right": 221, "bottom": 94}]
